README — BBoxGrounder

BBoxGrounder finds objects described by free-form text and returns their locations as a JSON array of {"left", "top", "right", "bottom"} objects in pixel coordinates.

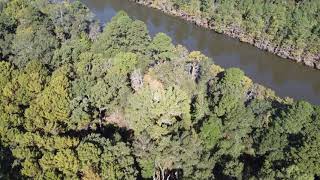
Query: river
[{"left": 80, "top": 0, "right": 320, "bottom": 105}]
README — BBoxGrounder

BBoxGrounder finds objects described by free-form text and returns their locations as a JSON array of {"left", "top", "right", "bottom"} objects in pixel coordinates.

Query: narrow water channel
[{"left": 81, "top": 0, "right": 320, "bottom": 105}]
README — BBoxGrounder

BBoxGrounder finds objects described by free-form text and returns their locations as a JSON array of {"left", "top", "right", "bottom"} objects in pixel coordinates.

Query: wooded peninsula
[{"left": 0, "top": 0, "right": 319, "bottom": 179}]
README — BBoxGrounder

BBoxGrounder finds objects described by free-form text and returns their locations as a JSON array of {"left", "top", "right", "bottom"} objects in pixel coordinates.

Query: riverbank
[{"left": 128, "top": 0, "right": 320, "bottom": 70}]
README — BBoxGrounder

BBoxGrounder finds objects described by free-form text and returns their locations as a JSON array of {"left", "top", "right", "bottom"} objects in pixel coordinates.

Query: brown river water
[{"left": 80, "top": 0, "right": 320, "bottom": 105}]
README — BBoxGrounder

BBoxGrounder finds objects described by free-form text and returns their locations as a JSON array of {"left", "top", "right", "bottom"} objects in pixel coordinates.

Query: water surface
[{"left": 81, "top": 0, "right": 320, "bottom": 104}]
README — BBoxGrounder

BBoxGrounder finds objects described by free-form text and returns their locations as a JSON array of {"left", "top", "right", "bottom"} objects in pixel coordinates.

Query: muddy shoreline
[{"left": 128, "top": 0, "right": 320, "bottom": 70}]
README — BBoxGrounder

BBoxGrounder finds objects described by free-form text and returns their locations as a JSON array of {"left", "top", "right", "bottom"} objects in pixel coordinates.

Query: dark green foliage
[
  {"left": 199, "top": 116, "right": 222, "bottom": 150},
  {"left": 10, "top": 7, "right": 59, "bottom": 68},
  {"left": 133, "top": 132, "right": 214, "bottom": 179},
  {"left": 148, "top": 33, "right": 175, "bottom": 61},
  {"left": 281, "top": 101, "right": 313, "bottom": 134},
  {"left": 0, "top": 13, "right": 16, "bottom": 60},
  {"left": 0, "top": 1, "right": 318, "bottom": 179},
  {"left": 52, "top": 35, "right": 91, "bottom": 68},
  {"left": 77, "top": 134, "right": 137, "bottom": 179},
  {"left": 92, "top": 11, "right": 151, "bottom": 57},
  {"left": 89, "top": 52, "right": 138, "bottom": 112},
  {"left": 208, "top": 68, "right": 247, "bottom": 117}
]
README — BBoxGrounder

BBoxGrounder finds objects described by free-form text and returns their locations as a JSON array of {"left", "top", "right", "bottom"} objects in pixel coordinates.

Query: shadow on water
[{"left": 81, "top": 0, "right": 320, "bottom": 105}]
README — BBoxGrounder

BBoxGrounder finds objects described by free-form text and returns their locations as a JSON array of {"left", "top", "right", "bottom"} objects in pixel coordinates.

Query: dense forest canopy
[
  {"left": 132, "top": 0, "right": 320, "bottom": 68},
  {"left": 0, "top": 0, "right": 319, "bottom": 179}
]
